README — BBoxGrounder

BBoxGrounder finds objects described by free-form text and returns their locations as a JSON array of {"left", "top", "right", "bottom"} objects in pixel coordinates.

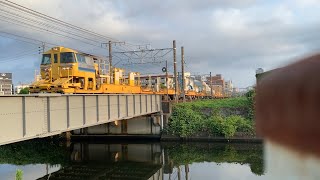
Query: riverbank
[
  {"left": 164, "top": 94, "right": 256, "bottom": 139},
  {"left": 161, "top": 134, "right": 262, "bottom": 143}
]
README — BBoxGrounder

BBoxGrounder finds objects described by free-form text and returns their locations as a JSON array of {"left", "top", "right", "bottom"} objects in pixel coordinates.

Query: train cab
[{"left": 30, "top": 46, "right": 101, "bottom": 93}]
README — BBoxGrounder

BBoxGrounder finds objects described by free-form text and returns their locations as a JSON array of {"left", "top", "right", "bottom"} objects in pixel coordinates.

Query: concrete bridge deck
[{"left": 0, "top": 94, "right": 162, "bottom": 145}]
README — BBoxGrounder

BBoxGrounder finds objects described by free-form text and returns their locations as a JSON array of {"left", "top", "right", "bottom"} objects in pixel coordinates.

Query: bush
[
  {"left": 168, "top": 106, "right": 203, "bottom": 137},
  {"left": 207, "top": 115, "right": 251, "bottom": 138},
  {"left": 19, "top": 87, "right": 29, "bottom": 94},
  {"left": 245, "top": 89, "right": 255, "bottom": 120},
  {"left": 166, "top": 98, "right": 254, "bottom": 138}
]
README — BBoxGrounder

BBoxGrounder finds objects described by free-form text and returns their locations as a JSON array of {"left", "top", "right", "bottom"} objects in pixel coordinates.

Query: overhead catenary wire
[
  {"left": 0, "top": 47, "right": 40, "bottom": 60},
  {"left": 0, "top": 1, "right": 166, "bottom": 55},
  {"left": 0, "top": 31, "right": 109, "bottom": 57},
  {"left": 0, "top": 7, "right": 104, "bottom": 45},
  {"left": 0, "top": 0, "right": 143, "bottom": 53},
  {"left": 0, "top": 53, "right": 38, "bottom": 63},
  {"left": 0, "top": 0, "right": 179, "bottom": 74},
  {"left": 1, "top": 0, "right": 117, "bottom": 42},
  {"left": 0, "top": 14, "right": 104, "bottom": 48}
]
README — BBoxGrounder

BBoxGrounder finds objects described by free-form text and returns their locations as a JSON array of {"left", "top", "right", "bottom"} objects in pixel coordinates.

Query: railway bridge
[{"left": 0, "top": 94, "right": 163, "bottom": 146}]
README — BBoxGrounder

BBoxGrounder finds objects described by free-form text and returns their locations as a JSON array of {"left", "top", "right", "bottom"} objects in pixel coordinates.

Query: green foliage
[
  {"left": 168, "top": 106, "right": 203, "bottom": 137},
  {"left": 177, "top": 97, "right": 250, "bottom": 109},
  {"left": 19, "top": 87, "right": 29, "bottom": 94},
  {"left": 15, "top": 169, "right": 23, "bottom": 180},
  {"left": 0, "top": 139, "right": 70, "bottom": 165},
  {"left": 160, "top": 84, "right": 166, "bottom": 89},
  {"left": 164, "top": 143, "right": 264, "bottom": 176},
  {"left": 166, "top": 98, "right": 255, "bottom": 138},
  {"left": 245, "top": 89, "right": 255, "bottom": 120}
]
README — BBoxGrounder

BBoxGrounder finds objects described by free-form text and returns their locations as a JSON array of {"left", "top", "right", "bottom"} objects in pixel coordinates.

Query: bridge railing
[{"left": 0, "top": 94, "right": 161, "bottom": 145}]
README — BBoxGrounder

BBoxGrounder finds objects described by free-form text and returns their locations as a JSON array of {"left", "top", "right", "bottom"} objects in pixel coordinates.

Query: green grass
[
  {"left": 177, "top": 97, "right": 250, "bottom": 109},
  {"left": 15, "top": 169, "right": 23, "bottom": 180}
]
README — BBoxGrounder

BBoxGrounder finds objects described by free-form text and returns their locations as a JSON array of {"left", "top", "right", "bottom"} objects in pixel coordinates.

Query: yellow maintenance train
[{"left": 29, "top": 46, "right": 218, "bottom": 99}]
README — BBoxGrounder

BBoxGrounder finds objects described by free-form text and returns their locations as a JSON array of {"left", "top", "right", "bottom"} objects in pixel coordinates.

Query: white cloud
[
  {"left": 212, "top": 9, "right": 255, "bottom": 37},
  {"left": 1, "top": 0, "right": 320, "bottom": 87},
  {"left": 272, "top": 5, "right": 294, "bottom": 24},
  {"left": 294, "top": 0, "right": 320, "bottom": 7}
]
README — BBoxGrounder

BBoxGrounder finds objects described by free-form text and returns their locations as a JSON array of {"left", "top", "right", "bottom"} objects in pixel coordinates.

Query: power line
[
  {"left": 0, "top": 31, "right": 108, "bottom": 57},
  {"left": 0, "top": 33, "right": 40, "bottom": 46},
  {"left": 2, "top": 0, "right": 117, "bottom": 41},
  {"left": 0, "top": 53, "right": 38, "bottom": 63},
  {"left": 0, "top": 47, "right": 39, "bottom": 60},
  {"left": 0, "top": 14, "right": 103, "bottom": 48},
  {"left": 0, "top": 1, "right": 181, "bottom": 75},
  {"left": 1, "top": 0, "right": 144, "bottom": 52},
  {"left": 0, "top": 7, "right": 103, "bottom": 45}
]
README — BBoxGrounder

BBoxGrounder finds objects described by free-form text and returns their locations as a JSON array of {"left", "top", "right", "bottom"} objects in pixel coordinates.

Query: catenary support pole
[
  {"left": 181, "top": 46, "right": 185, "bottom": 102},
  {"left": 173, "top": 40, "right": 178, "bottom": 102}
]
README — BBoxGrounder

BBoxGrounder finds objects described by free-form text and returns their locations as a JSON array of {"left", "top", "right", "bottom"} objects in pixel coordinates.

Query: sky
[{"left": 1, "top": 0, "right": 320, "bottom": 87}]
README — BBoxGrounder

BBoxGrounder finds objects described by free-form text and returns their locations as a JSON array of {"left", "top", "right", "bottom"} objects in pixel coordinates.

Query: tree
[{"left": 19, "top": 87, "right": 29, "bottom": 94}]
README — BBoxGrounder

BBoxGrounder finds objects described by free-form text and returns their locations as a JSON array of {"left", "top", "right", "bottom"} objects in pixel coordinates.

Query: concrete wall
[
  {"left": 0, "top": 94, "right": 161, "bottom": 145},
  {"left": 78, "top": 115, "right": 162, "bottom": 135}
]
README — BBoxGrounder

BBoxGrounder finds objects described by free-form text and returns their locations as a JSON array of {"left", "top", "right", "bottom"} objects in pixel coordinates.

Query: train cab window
[
  {"left": 41, "top": 54, "right": 51, "bottom": 64},
  {"left": 53, "top": 54, "right": 58, "bottom": 63},
  {"left": 60, "top": 52, "right": 76, "bottom": 63},
  {"left": 85, "top": 56, "right": 94, "bottom": 65},
  {"left": 76, "top": 53, "right": 86, "bottom": 63}
]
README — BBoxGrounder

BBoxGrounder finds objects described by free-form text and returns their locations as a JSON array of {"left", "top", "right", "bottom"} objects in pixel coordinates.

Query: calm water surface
[{"left": 0, "top": 139, "right": 267, "bottom": 179}]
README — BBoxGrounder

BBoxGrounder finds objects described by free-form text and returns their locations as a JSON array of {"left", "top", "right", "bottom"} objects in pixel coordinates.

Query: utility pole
[
  {"left": 166, "top": 60, "right": 169, "bottom": 101},
  {"left": 38, "top": 42, "right": 45, "bottom": 54},
  {"left": 181, "top": 46, "right": 185, "bottom": 102},
  {"left": 108, "top": 40, "right": 113, "bottom": 84},
  {"left": 42, "top": 42, "right": 45, "bottom": 53},
  {"left": 102, "top": 41, "right": 125, "bottom": 84},
  {"left": 210, "top": 72, "right": 213, "bottom": 98},
  {"left": 173, "top": 40, "right": 178, "bottom": 102}
]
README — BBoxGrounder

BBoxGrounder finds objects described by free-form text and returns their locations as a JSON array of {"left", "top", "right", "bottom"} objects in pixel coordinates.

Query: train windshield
[
  {"left": 60, "top": 52, "right": 76, "bottom": 63},
  {"left": 41, "top": 54, "right": 51, "bottom": 64}
]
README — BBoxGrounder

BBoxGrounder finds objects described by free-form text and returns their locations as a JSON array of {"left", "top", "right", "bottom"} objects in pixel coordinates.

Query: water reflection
[
  {"left": 163, "top": 143, "right": 265, "bottom": 180},
  {"left": 0, "top": 140, "right": 265, "bottom": 179},
  {"left": 39, "top": 143, "right": 163, "bottom": 180}
]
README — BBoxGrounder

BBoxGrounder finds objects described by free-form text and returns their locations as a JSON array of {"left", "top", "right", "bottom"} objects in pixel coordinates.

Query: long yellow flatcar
[{"left": 30, "top": 46, "right": 218, "bottom": 99}]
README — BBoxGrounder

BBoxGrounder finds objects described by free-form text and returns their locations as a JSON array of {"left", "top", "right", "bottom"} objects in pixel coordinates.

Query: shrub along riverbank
[{"left": 165, "top": 92, "right": 255, "bottom": 138}]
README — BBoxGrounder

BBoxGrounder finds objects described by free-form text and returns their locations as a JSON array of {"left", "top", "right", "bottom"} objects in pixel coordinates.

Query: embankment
[{"left": 162, "top": 94, "right": 260, "bottom": 142}]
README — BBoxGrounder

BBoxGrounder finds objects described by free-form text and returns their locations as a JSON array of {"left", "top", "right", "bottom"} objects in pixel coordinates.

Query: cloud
[{"left": 1, "top": 0, "right": 320, "bottom": 87}]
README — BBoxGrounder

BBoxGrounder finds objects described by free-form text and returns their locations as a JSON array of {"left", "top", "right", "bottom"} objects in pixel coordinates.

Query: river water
[{"left": 0, "top": 139, "right": 266, "bottom": 180}]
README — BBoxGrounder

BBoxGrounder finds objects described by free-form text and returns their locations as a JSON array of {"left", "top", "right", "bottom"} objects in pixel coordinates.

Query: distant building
[
  {"left": 0, "top": 73, "right": 13, "bottom": 95},
  {"left": 206, "top": 74, "right": 225, "bottom": 96},
  {"left": 206, "top": 74, "right": 225, "bottom": 88},
  {"left": 139, "top": 74, "right": 174, "bottom": 90},
  {"left": 224, "top": 80, "right": 233, "bottom": 91},
  {"left": 224, "top": 80, "right": 234, "bottom": 97}
]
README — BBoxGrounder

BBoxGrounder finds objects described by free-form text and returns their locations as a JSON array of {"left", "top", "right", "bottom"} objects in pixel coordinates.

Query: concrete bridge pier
[{"left": 72, "top": 113, "right": 163, "bottom": 139}]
